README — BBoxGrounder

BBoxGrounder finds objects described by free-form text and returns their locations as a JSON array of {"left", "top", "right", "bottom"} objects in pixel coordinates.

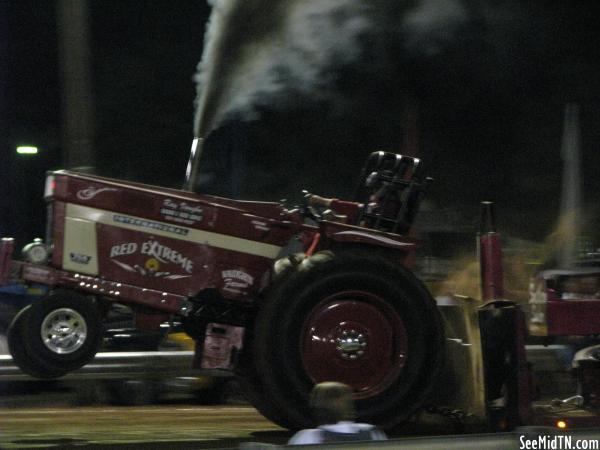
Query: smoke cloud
[{"left": 193, "top": 0, "right": 473, "bottom": 137}]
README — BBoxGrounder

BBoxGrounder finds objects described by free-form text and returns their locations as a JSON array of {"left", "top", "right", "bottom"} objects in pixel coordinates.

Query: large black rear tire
[
  {"left": 21, "top": 290, "right": 103, "bottom": 374},
  {"left": 235, "top": 333, "right": 296, "bottom": 430},
  {"left": 252, "top": 249, "right": 445, "bottom": 430}
]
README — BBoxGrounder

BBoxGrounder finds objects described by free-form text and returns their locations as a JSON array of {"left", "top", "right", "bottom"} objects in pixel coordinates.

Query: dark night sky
[{"left": 3, "top": 0, "right": 600, "bottom": 247}]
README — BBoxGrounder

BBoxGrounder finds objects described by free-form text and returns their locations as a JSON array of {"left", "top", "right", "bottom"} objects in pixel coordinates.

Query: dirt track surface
[{"left": 0, "top": 405, "right": 291, "bottom": 449}]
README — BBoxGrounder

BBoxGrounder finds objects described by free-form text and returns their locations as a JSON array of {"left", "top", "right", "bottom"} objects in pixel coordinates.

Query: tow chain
[{"left": 425, "top": 405, "right": 473, "bottom": 423}]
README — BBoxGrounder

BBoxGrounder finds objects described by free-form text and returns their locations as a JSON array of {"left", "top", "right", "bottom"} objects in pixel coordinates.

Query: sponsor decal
[
  {"left": 160, "top": 199, "right": 203, "bottom": 225},
  {"left": 110, "top": 239, "right": 193, "bottom": 279},
  {"left": 145, "top": 258, "right": 160, "bottom": 272},
  {"left": 201, "top": 323, "right": 245, "bottom": 370},
  {"left": 112, "top": 214, "right": 189, "bottom": 236},
  {"left": 222, "top": 269, "right": 254, "bottom": 293},
  {"left": 69, "top": 252, "right": 92, "bottom": 265},
  {"left": 76, "top": 186, "right": 118, "bottom": 200},
  {"left": 109, "top": 242, "right": 137, "bottom": 257},
  {"left": 139, "top": 240, "right": 194, "bottom": 272}
]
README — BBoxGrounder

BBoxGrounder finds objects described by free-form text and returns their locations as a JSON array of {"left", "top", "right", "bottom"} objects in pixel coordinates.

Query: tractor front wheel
[
  {"left": 21, "top": 290, "right": 103, "bottom": 375},
  {"left": 7, "top": 306, "right": 69, "bottom": 378}
]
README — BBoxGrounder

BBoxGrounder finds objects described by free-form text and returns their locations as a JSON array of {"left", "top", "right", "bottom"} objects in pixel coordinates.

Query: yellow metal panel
[
  {"left": 436, "top": 295, "right": 487, "bottom": 422},
  {"left": 62, "top": 217, "right": 99, "bottom": 275}
]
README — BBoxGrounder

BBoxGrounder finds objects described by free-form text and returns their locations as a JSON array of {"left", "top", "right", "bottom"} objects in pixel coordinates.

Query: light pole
[
  {"left": 0, "top": 1, "right": 8, "bottom": 236},
  {"left": 559, "top": 103, "right": 582, "bottom": 267},
  {"left": 56, "top": 0, "right": 95, "bottom": 170}
]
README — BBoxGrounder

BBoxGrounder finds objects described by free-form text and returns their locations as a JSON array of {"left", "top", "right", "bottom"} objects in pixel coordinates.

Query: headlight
[
  {"left": 22, "top": 239, "right": 49, "bottom": 264},
  {"left": 44, "top": 175, "right": 55, "bottom": 198}
]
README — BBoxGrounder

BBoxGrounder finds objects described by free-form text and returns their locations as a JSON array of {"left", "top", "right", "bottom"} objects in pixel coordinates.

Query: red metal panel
[
  {"left": 52, "top": 201, "right": 66, "bottom": 268},
  {"left": 134, "top": 311, "right": 170, "bottom": 331},
  {"left": 95, "top": 223, "right": 271, "bottom": 300},
  {"left": 60, "top": 272, "right": 184, "bottom": 313},
  {"left": 0, "top": 238, "right": 14, "bottom": 285},
  {"left": 97, "top": 225, "right": 208, "bottom": 297},
  {"left": 54, "top": 171, "right": 293, "bottom": 247},
  {"left": 53, "top": 173, "right": 69, "bottom": 199},
  {"left": 22, "top": 263, "right": 60, "bottom": 284},
  {"left": 19, "top": 261, "right": 184, "bottom": 313},
  {"left": 43, "top": 171, "right": 293, "bottom": 306},
  {"left": 547, "top": 300, "right": 600, "bottom": 335},
  {"left": 203, "top": 195, "right": 287, "bottom": 220}
]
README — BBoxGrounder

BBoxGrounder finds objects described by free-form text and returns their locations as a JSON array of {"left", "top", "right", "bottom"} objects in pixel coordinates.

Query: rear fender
[
  {"left": 324, "top": 230, "right": 417, "bottom": 268},
  {"left": 327, "top": 230, "right": 416, "bottom": 253}
]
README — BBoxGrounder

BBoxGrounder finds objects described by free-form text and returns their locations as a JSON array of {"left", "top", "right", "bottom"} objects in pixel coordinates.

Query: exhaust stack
[
  {"left": 183, "top": 137, "right": 204, "bottom": 191},
  {"left": 479, "top": 201, "right": 504, "bottom": 301}
]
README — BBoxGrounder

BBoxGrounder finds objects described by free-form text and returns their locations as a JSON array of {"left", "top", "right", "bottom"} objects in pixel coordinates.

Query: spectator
[{"left": 288, "top": 382, "right": 387, "bottom": 445}]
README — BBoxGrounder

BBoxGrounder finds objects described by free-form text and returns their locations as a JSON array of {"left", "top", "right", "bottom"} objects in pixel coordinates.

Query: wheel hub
[
  {"left": 300, "top": 291, "right": 408, "bottom": 398},
  {"left": 336, "top": 329, "right": 367, "bottom": 360},
  {"left": 41, "top": 308, "right": 87, "bottom": 354}
]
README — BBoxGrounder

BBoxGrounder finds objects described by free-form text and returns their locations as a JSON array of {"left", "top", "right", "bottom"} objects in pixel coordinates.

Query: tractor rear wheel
[
  {"left": 21, "top": 290, "right": 103, "bottom": 375},
  {"left": 236, "top": 333, "right": 296, "bottom": 430},
  {"left": 252, "top": 249, "right": 445, "bottom": 430}
]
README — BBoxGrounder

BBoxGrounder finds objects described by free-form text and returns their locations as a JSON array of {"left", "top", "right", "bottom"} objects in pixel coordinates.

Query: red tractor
[{"left": 0, "top": 149, "right": 443, "bottom": 430}]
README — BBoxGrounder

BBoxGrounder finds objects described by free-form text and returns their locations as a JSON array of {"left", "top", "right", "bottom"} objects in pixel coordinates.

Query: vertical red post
[
  {"left": 479, "top": 202, "right": 504, "bottom": 301},
  {"left": 0, "top": 237, "right": 15, "bottom": 285}
]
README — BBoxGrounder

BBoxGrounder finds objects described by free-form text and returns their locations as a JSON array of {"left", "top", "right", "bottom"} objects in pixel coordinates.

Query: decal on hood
[
  {"left": 160, "top": 199, "right": 203, "bottom": 225},
  {"left": 221, "top": 270, "right": 254, "bottom": 293},
  {"left": 76, "top": 187, "right": 117, "bottom": 200},
  {"left": 112, "top": 214, "right": 189, "bottom": 236},
  {"left": 110, "top": 240, "right": 193, "bottom": 279}
]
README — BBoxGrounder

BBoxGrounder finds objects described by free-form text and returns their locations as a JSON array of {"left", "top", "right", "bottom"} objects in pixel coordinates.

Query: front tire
[
  {"left": 22, "top": 290, "right": 103, "bottom": 373},
  {"left": 253, "top": 250, "right": 445, "bottom": 430},
  {"left": 7, "top": 306, "right": 69, "bottom": 378}
]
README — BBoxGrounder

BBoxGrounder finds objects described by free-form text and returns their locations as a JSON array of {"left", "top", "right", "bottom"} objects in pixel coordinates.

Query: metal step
[{"left": 0, "top": 351, "right": 222, "bottom": 381}]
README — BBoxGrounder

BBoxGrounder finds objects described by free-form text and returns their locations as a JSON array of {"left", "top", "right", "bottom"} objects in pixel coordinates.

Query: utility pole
[
  {"left": 56, "top": 0, "right": 95, "bottom": 170},
  {"left": 0, "top": 1, "right": 8, "bottom": 236},
  {"left": 559, "top": 103, "right": 582, "bottom": 267}
]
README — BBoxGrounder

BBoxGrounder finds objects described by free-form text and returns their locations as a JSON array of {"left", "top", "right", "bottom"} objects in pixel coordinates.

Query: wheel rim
[
  {"left": 300, "top": 290, "right": 408, "bottom": 399},
  {"left": 40, "top": 308, "right": 88, "bottom": 354}
]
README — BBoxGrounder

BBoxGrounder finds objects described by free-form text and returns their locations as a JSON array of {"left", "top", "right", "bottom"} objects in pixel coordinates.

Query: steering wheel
[{"left": 300, "top": 190, "right": 323, "bottom": 222}]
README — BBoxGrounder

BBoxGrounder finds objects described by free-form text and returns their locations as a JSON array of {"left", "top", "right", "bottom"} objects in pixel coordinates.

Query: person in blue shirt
[{"left": 288, "top": 381, "right": 387, "bottom": 445}]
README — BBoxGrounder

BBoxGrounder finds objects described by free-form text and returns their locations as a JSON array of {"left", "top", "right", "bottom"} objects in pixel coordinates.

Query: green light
[{"left": 16, "top": 146, "right": 38, "bottom": 155}]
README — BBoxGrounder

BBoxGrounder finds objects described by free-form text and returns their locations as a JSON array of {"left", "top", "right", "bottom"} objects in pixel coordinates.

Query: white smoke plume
[
  {"left": 403, "top": 0, "right": 469, "bottom": 55},
  {"left": 193, "top": 0, "right": 470, "bottom": 138}
]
